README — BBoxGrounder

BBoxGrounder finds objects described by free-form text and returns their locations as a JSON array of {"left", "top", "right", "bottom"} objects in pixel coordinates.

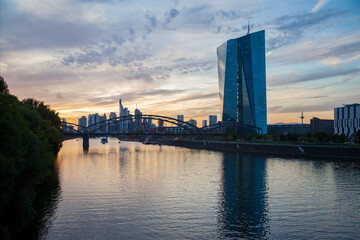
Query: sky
[{"left": 1, "top": 0, "right": 360, "bottom": 125}]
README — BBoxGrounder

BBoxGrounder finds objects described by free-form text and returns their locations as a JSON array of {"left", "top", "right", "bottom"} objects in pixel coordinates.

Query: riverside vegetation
[{"left": 0, "top": 77, "right": 63, "bottom": 239}]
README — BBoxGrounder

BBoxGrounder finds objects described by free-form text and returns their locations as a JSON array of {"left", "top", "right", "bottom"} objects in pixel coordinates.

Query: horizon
[{"left": 1, "top": 0, "right": 359, "bottom": 125}]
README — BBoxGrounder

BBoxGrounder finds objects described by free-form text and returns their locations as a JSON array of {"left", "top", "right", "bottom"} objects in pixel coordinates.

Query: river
[{"left": 38, "top": 138, "right": 360, "bottom": 239}]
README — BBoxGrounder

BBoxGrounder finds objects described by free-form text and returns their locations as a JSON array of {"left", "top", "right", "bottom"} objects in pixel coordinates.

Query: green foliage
[
  {"left": 244, "top": 134, "right": 253, "bottom": 141},
  {"left": 0, "top": 76, "right": 9, "bottom": 94},
  {"left": 0, "top": 77, "right": 63, "bottom": 239},
  {"left": 225, "top": 132, "right": 233, "bottom": 141},
  {"left": 328, "top": 133, "right": 348, "bottom": 143}
]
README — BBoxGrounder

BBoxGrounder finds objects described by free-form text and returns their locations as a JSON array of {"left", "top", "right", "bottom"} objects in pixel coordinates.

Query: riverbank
[{"left": 158, "top": 139, "right": 360, "bottom": 160}]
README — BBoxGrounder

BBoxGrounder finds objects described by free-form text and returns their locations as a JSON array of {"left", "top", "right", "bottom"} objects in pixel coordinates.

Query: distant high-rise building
[
  {"left": 209, "top": 115, "right": 217, "bottom": 127},
  {"left": 78, "top": 116, "right": 87, "bottom": 133},
  {"left": 119, "top": 99, "right": 130, "bottom": 133},
  {"left": 119, "top": 99, "right": 124, "bottom": 132},
  {"left": 88, "top": 113, "right": 98, "bottom": 132},
  {"left": 268, "top": 124, "right": 310, "bottom": 135},
  {"left": 128, "top": 112, "right": 134, "bottom": 131},
  {"left": 122, "top": 107, "right": 130, "bottom": 133},
  {"left": 188, "top": 119, "right": 197, "bottom": 128},
  {"left": 98, "top": 114, "right": 107, "bottom": 133},
  {"left": 217, "top": 30, "right": 267, "bottom": 134},
  {"left": 62, "top": 118, "right": 68, "bottom": 132},
  {"left": 176, "top": 115, "right": 185, "bottom": 133},
  {"left": 202, "top": 120, "right": 207, "bottom": 128},
  {"left": 158, "top": 119, "right": 164, "bottom": 128},
  {"left": 109, "top": 112, "right": 117, "bottom": 133},
  {"left": 334, "top": 103, "right": 360, "bottom": 136},
  {"left": 135, "top": 109, "right": 142, "bottom": 130},
  {"left": 177, "top": 115, "right": 184, "bottom": 126},
  {"left": 119, "top": 99, "right": 123, "bottom": 117},
  {"left": 310, "top": 117, "right": 334, "bottom": 135}
]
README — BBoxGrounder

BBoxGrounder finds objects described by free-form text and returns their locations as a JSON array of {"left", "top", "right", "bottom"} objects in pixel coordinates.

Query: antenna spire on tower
[
  {"left": 247, "top": 20, "right": 250, "bottom": 35},
  {"left": 300, "top": 110, "right": 304, "bottom": 125}
]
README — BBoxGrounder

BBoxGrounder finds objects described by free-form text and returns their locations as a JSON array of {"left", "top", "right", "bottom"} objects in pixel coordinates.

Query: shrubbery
[{"left": 0, "top": 77, "right": 63, "bottom": 239}]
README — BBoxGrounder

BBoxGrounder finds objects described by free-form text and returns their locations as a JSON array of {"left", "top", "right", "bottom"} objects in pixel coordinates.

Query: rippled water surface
[{"left": 41, "top": 138, "right": 360, "bottom": 239}]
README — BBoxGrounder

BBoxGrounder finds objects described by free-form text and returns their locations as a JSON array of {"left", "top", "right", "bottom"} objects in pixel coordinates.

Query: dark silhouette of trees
[
  {"left": 0, "top": 77, "right": 63, "bottom": 239},
  {"left": 0, "top": 76, "right": 9, "bottom": 94}
]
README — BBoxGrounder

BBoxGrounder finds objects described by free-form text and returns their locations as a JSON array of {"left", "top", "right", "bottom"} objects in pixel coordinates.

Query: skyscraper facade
[
  {"left": 334, "top": 103, "right": 360, "bottom": 136},
  {"left": 209, "top": 115, "right": 217, "bottom": 127},
  {"left": 202, "top": 120, "right": 207, "bottom": 128},
  {"left": 177, "top": 115, "right": 184, "bottom": 125},
  {"left": 135, "top": 109, "right": 142, "bottom": 130},
  {"left": 217, "top": 30, "right": 267, "bottom": 134},
  {"left": 109, "top": 112, "right": 117, "bottom": 133},
  {"left": 78, "top": 116, "right": 87, "bottom": 133}
]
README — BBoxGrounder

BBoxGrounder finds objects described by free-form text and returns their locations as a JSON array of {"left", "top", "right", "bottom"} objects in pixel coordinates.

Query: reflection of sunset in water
[{"left": 41, "top": 138, "right": 360, "bottom": 239}]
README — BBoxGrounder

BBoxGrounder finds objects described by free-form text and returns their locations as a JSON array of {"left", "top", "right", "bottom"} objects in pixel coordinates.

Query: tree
[
  {"left": 0, "top": 77, "right": 63, "bottom": 239},
  {"left": 0, "top": 76, "right": 9, "bottom": 94}
]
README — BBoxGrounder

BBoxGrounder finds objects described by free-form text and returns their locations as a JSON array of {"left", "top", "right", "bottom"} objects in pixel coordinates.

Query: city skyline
[{"left": 1, "top": 0, "right": 359, "bottom": 124}]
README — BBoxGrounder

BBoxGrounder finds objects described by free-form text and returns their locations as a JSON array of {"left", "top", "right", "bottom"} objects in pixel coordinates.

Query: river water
[{"left": 39, "top": 138, "right": 360, "bottom": 239}]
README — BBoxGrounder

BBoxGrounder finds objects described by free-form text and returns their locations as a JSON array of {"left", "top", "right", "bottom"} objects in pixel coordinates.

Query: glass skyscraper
[{"left": 217, "top": 30, "right": 267, "bottom": 134}]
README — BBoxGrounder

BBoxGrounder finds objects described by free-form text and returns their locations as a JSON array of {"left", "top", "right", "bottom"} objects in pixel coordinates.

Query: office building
[
  {"left": 62, "top": 118, "right": 68, "bottom": 132},
  {"left": 177, "top": 115, "right": 184, "bottom": 125},
  {"left": 188, "top": 119, "right": 197, "bottom": 128},
  {"left": 143, "top": 117, "right": 152, "bottom": 131},
  {"left": 119, "top": 99, "right": 130, "bottom": 133},
  {"left": 88, "top": 113, "right": 100, "bottom": 132},
  {"left": 310, "top": 117, "right": 334, "bottom": 135},
  {"left": 202, "top": 120, "right": 207, "bottom": 128},
  {"left": 108, "top": 112, "right": 117, "bottom": 133},
  {"left": 135, "top": 109, "right": 142, "bottom": 130},
  {"left": 217, "top": 30, "right": 267, "bottom": 134},
  {"left": 78, "top": 116, "right": 87, "bottom": 133},
  {"left": 158, "top": 120, "right": 164, "bottom": 133},
  {"left": 209, "top": 115, "right": 217, "bottom": 127},
  {"left": 99, "top": 114, "right": 107, "bottom": 133},
  {"left": 334, "top": 103, "right": 360, "bottom": 136},
  {"left": 268, "top": 124, "right": 310, "bottom": 135}
]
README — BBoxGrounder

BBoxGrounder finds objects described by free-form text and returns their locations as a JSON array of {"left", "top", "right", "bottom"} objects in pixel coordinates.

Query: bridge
[
  {"left": 62, "top": 114, "right": 263, "bottom": 136},
  {"left": 62, "top": 114, "right": 263, "bottom": 151}
]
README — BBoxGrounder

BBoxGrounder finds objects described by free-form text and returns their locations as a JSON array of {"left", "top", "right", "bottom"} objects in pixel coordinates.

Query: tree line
[{"left": 0, "top": 77, "right": 63, "bottom": 239}]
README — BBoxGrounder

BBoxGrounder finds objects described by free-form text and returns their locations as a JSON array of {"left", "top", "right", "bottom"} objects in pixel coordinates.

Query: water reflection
[
  {"left": 39, "top": 139, "right": 360, "bottom": 239},
  {"left": 218, "top": 153, "right": 269, "bottom": 239},
  {"left": 82, "top": 137, "right": 89, "bottom": 154},
  {"left": 20, "top": 160, "right": 61, "bottom": 240}
]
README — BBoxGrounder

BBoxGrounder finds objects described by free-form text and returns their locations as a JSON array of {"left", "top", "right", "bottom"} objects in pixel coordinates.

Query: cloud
[
  {"left": 163, "top": 8, "right": 180, "bottom": 26},
  {"left": 269, "top": 37, "right": 360, "bottom": 67},
  {"left": 269, "top": 67, "right": 360, "bottom": 86},
  {"left": 267, "top": 9, "right": 348, "bottom": 51},
  {"left": 144, "top": 9, "right": 158, "bottom": 37},
  {"left": 215, "top": 9, "right": 251, "bottom": 20},
  {"left": 160, "top": 92, "right": 219, "bottom": 105},
  {"left": 86, "top": 88, "right": 186, "bottom": 106},
  {"left": 312, "top": 0, "right": 330, "bottom": 13}
]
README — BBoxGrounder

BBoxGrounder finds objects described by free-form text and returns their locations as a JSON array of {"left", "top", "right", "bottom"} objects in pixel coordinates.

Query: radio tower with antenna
[
  {"left": 247, "top": 20, "right": 250, "bottom": 34},
  {"left": 300, "top": 110, "right": 304, "bottom": 125}
]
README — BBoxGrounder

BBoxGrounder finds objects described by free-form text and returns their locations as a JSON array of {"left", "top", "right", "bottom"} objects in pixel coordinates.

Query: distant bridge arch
[
  {"left": 62, "top": 114, "right": 262, "bottom": 135},
  {"left": 63, "top": 114, "right": 200, "bottom": 134}
]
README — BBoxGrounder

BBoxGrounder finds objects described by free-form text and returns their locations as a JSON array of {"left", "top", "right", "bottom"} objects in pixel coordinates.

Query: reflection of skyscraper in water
[{"left": 217, "top": 153, "right": 269, "bottom": 239}]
